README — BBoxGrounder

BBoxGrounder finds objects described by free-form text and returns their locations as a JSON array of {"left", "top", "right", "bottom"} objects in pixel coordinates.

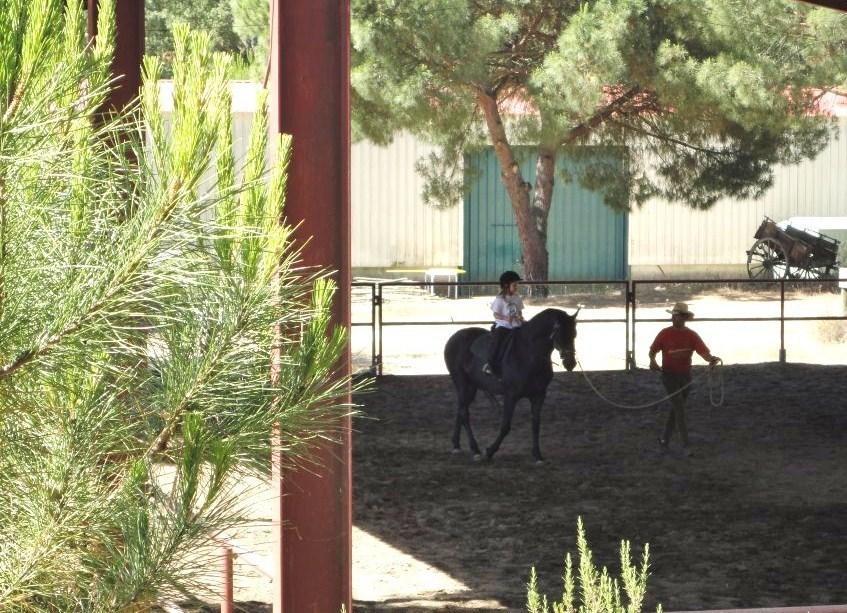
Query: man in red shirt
[{"left": 649, "top": 302, "right": 720, "bottom": 456}]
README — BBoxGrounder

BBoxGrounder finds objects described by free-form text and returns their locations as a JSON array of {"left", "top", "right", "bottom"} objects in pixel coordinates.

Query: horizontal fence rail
[{"left": 352, "top": 278, "right": 847, "bottom": 375}]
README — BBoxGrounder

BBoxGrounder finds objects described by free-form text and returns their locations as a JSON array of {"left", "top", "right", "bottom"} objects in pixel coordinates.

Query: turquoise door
[{"left": 463, "top": 148, "right": 628, "bottom": 281}]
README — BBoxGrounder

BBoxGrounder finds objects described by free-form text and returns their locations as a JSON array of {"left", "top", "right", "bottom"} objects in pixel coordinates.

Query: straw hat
[{"left": 667, "top": 302, "right": 694, "bottom": 319}]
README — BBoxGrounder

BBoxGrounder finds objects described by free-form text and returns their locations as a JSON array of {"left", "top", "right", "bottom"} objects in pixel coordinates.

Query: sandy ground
[
  {"left": 351, "top": 282, "right": 847, "bottom": 375},
  {"left": 192, "top": 284, "right": 847, "bottom": 612}
]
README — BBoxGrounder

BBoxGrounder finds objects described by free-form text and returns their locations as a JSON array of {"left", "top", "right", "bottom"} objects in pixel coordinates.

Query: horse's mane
[
  {"left": 522, "top": 308, "right": 574, "bottom": 340},
  {"left": 529, "top": 308, "right": 572, "bottom": 322}
]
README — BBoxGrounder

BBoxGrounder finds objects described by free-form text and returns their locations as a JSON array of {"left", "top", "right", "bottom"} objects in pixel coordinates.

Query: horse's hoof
[
  {"left": 451, "top": 448, "right": 462, "bottom": 455},
  {"left": 533, "top": 458, "right": 547, "bottom": 466},
  {"left": 472, "top": 453, "right": 483, "bottom": 462}
]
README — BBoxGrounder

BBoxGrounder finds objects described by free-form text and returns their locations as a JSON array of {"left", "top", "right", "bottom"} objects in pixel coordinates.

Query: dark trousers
[
  {"left": 661, "top": 371, "right": 692, "bottom": 445},
  {"left": 487, "top": 326, "right": 511, "bottom": 374}
]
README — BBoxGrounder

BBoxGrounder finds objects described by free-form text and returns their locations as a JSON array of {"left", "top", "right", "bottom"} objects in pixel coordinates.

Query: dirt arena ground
[{"left": 352, "top": 363, "right": 847, "bottom": 612}]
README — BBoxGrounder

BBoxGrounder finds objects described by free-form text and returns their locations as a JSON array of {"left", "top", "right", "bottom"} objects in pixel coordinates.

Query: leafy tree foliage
[
  {"left": 0, "top": 0, "right": 349, "bottom": 609},
  {"left": 352, "top": 0, "right": 847, "bottom": 282},
  {"left": 230, "top": 0, "right": 270, "bottom": 81},
  {"left": 146, "top": 0, "right": 268, "bottom": 79},
  {"left": 146, "top": 0, "right": 240, "bottom": 67}
]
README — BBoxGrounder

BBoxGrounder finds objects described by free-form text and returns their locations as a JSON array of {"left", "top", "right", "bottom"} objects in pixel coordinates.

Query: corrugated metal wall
[
  {"left": 629, "top": 118, "right": 847, "bottom": 268},
  {"left": 351, "top": 132, "right": 461, "bottom": 268},
  {"left": 464, "top": 148, "right": 628, "bottom": 281},
  {"left": 160, "top": 84, "right": 461, "bottom": 270},
  {"left": 159, "top": 82, "right": 846, "bottom": 274}
]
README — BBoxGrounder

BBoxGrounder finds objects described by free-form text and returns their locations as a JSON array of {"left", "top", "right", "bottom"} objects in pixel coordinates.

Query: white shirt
[{"left": 491, "top": 294, "right": 524, "bottom": 329}]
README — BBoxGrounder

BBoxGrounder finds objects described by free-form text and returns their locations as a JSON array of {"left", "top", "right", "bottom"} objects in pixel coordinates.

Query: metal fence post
[
  {"left": 779, "top": 280, "right": 787, "bottom": 363},
  {"left": 369, "top": 283, "right": 377, "bottom": 374},
  {"left": 629, "top": 282, "right": 637, "bottom": 370},
  {"left": 377, "top": 283, "right": 384, "bottom": 376},
  {"left": 625, "top": 281, "right": 632, "bottom": 370}
]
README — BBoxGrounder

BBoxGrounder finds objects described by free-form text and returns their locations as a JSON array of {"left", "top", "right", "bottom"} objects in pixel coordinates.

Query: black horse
[{"left": 443, "top": 308, "right": 578, "bottom": 463}]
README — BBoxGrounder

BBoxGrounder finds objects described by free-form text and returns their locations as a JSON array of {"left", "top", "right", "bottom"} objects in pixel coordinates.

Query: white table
[{"left": 424, "top": 267, "right": 465, "bottom": 299}]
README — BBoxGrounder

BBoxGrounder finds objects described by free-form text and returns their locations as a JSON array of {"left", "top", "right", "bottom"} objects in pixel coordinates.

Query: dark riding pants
[
  {"left": 487, "top": 326, "right": 511, "bottom": 374},
  {"left": 661, "top": 371, "right": 692, "bottom": 446}
]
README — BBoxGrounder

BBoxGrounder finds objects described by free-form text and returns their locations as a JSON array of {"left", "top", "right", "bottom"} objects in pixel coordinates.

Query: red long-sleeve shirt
[{"left": 650, "top": 326, "right": 711, "bottom": 374}]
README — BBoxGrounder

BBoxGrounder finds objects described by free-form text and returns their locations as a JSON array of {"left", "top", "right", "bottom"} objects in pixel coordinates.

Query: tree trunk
[
  {"left": 528, "top": 147, "right": 556, "bottom": 284},
  {"left": 477, "top": 91, "right": 553, "bottom": 290}
]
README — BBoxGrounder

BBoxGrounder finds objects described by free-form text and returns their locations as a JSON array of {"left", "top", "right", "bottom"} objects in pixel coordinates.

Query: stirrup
[{"left": 482, "top": 363, "right": 494, "bottom": 375}]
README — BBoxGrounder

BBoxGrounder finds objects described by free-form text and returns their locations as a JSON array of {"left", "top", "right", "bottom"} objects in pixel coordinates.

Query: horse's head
[{"left": 551, "top": 308, "right": 578, "bottom": 371}]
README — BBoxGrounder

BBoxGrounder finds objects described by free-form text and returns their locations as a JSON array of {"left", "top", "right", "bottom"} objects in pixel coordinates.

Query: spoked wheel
[
  {"left": 790, "top": 264, "right": 826, "bottom": 281},
  {"left": 747, "top": 238, "right": 789, "bottom": 279}
]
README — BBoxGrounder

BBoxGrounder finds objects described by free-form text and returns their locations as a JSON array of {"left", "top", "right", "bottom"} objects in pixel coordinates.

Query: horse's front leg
[
  {"left": 530, "top": 393, "right": 547, "bottom": 464},
  {"left": 485, "top": 395, "right": 517, "bottom": 460}
]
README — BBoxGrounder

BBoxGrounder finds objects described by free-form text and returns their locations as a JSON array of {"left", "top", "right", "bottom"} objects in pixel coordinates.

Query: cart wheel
[
  {"left": 790, "top": 264, "right": 825, "bottom": 280},
  {"left": 747, "top": 238, "right": 789, "bottom": 279}
]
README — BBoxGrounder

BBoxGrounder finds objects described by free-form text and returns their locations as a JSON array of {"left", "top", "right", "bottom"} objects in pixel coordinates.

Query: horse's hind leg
[
  {"left": 485, "top": 395, "right": 517, "bottom": 461},
  {"left": 530, "top": 393, "right": 547, "bottom": 464},
  {"left": 451, "top": 411, "right": 463, "bottom": 453},
  {"left": 452, "top": 384, "right": 481, "bottom": 458},
  {"left": 460, "top": 404, "right": 483, "bottom": 460}
]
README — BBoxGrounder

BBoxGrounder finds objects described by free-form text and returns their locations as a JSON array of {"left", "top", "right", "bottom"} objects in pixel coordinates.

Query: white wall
[
  {"left": 628, "top": 117, "right": 847, "bottom": 273},
  {"left": 160, "top": 81, "right": 462, "bottom": 270},
  {"left": 351, "top": 132, "right": 462, "bottom": 269}
]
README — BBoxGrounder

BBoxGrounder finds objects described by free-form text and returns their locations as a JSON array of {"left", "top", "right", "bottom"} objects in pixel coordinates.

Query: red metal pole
[
  {"left": 220, "top": 547, "right": 234, "bottom": 613},
  {"left": 268, "top": 2, "right": 352, "bottom": 613},
  {"left": 86, "top": 0, "right": 145, "bottom": 113}
]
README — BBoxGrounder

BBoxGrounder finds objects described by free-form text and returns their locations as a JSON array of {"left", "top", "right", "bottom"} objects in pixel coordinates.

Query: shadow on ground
[{"left": 352, "top": 364, "right": 847, "bottom": 611}]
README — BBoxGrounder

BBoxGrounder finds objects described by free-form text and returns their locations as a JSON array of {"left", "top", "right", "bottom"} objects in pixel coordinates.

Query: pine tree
[
  {"left": 0, "top": 1, "right": 350, "bottom": 609},
  {"left": 352, "top": 0, "right": 847, "bottom": 283}
]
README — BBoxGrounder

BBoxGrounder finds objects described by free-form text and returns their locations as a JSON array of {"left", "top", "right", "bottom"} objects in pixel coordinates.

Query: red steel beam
[
  {"left": 797, "top": 0, "right": 847, "bottom": 10},
  {"left": 268, "top": 2, "right": 352, "bottom": 613},
  {"left": 86, "top": 0, "right": 145, "bottom": 112}
]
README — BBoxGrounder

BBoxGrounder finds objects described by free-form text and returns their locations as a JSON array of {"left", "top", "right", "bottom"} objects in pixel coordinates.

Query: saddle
[{"left": 470, "top": 329, "right": 517, "bottom": 365}]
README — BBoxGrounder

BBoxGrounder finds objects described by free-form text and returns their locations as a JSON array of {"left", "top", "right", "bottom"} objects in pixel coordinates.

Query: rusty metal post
[
  {"left": 268, "top": 2, "right": 352, "bottom": 612},
  {"left": 220, "top": 547, "right": 234, "bottom": 613},
  {"left": 86, "top": 0, "right": 145, "bottom": 113}
]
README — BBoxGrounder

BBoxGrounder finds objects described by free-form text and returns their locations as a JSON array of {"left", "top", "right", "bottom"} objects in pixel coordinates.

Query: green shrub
[{"left": 526, "top": 518, "right": 661, "bottom": 613}]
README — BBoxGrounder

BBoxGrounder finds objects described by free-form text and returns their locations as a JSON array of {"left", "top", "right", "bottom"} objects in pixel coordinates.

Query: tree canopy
[
  {"left": 146, "top": 0, "right": 268, "bottom": 79},
  {"left": 352, "top": 0, "right": 847, "bottom": 281}
]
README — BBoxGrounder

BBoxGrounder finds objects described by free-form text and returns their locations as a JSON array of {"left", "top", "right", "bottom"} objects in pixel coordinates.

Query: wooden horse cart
[{"left": 747, "top": 216, "right": 841, "bottom": 280}]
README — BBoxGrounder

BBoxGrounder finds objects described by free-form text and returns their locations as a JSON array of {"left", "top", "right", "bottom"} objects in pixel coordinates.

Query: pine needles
[{"left": 0, "top": 1, "right": 352, "bottom": 610}]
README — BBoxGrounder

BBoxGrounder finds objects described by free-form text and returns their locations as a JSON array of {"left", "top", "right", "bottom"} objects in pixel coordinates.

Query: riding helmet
[{"left": 499, "top": 270, "right": 522, "bottom": 288}]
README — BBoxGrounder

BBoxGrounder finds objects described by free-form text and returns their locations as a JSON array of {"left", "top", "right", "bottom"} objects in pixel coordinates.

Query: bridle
[{"left": 549, "top": 319, "right": 577, "bottom": 362}]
